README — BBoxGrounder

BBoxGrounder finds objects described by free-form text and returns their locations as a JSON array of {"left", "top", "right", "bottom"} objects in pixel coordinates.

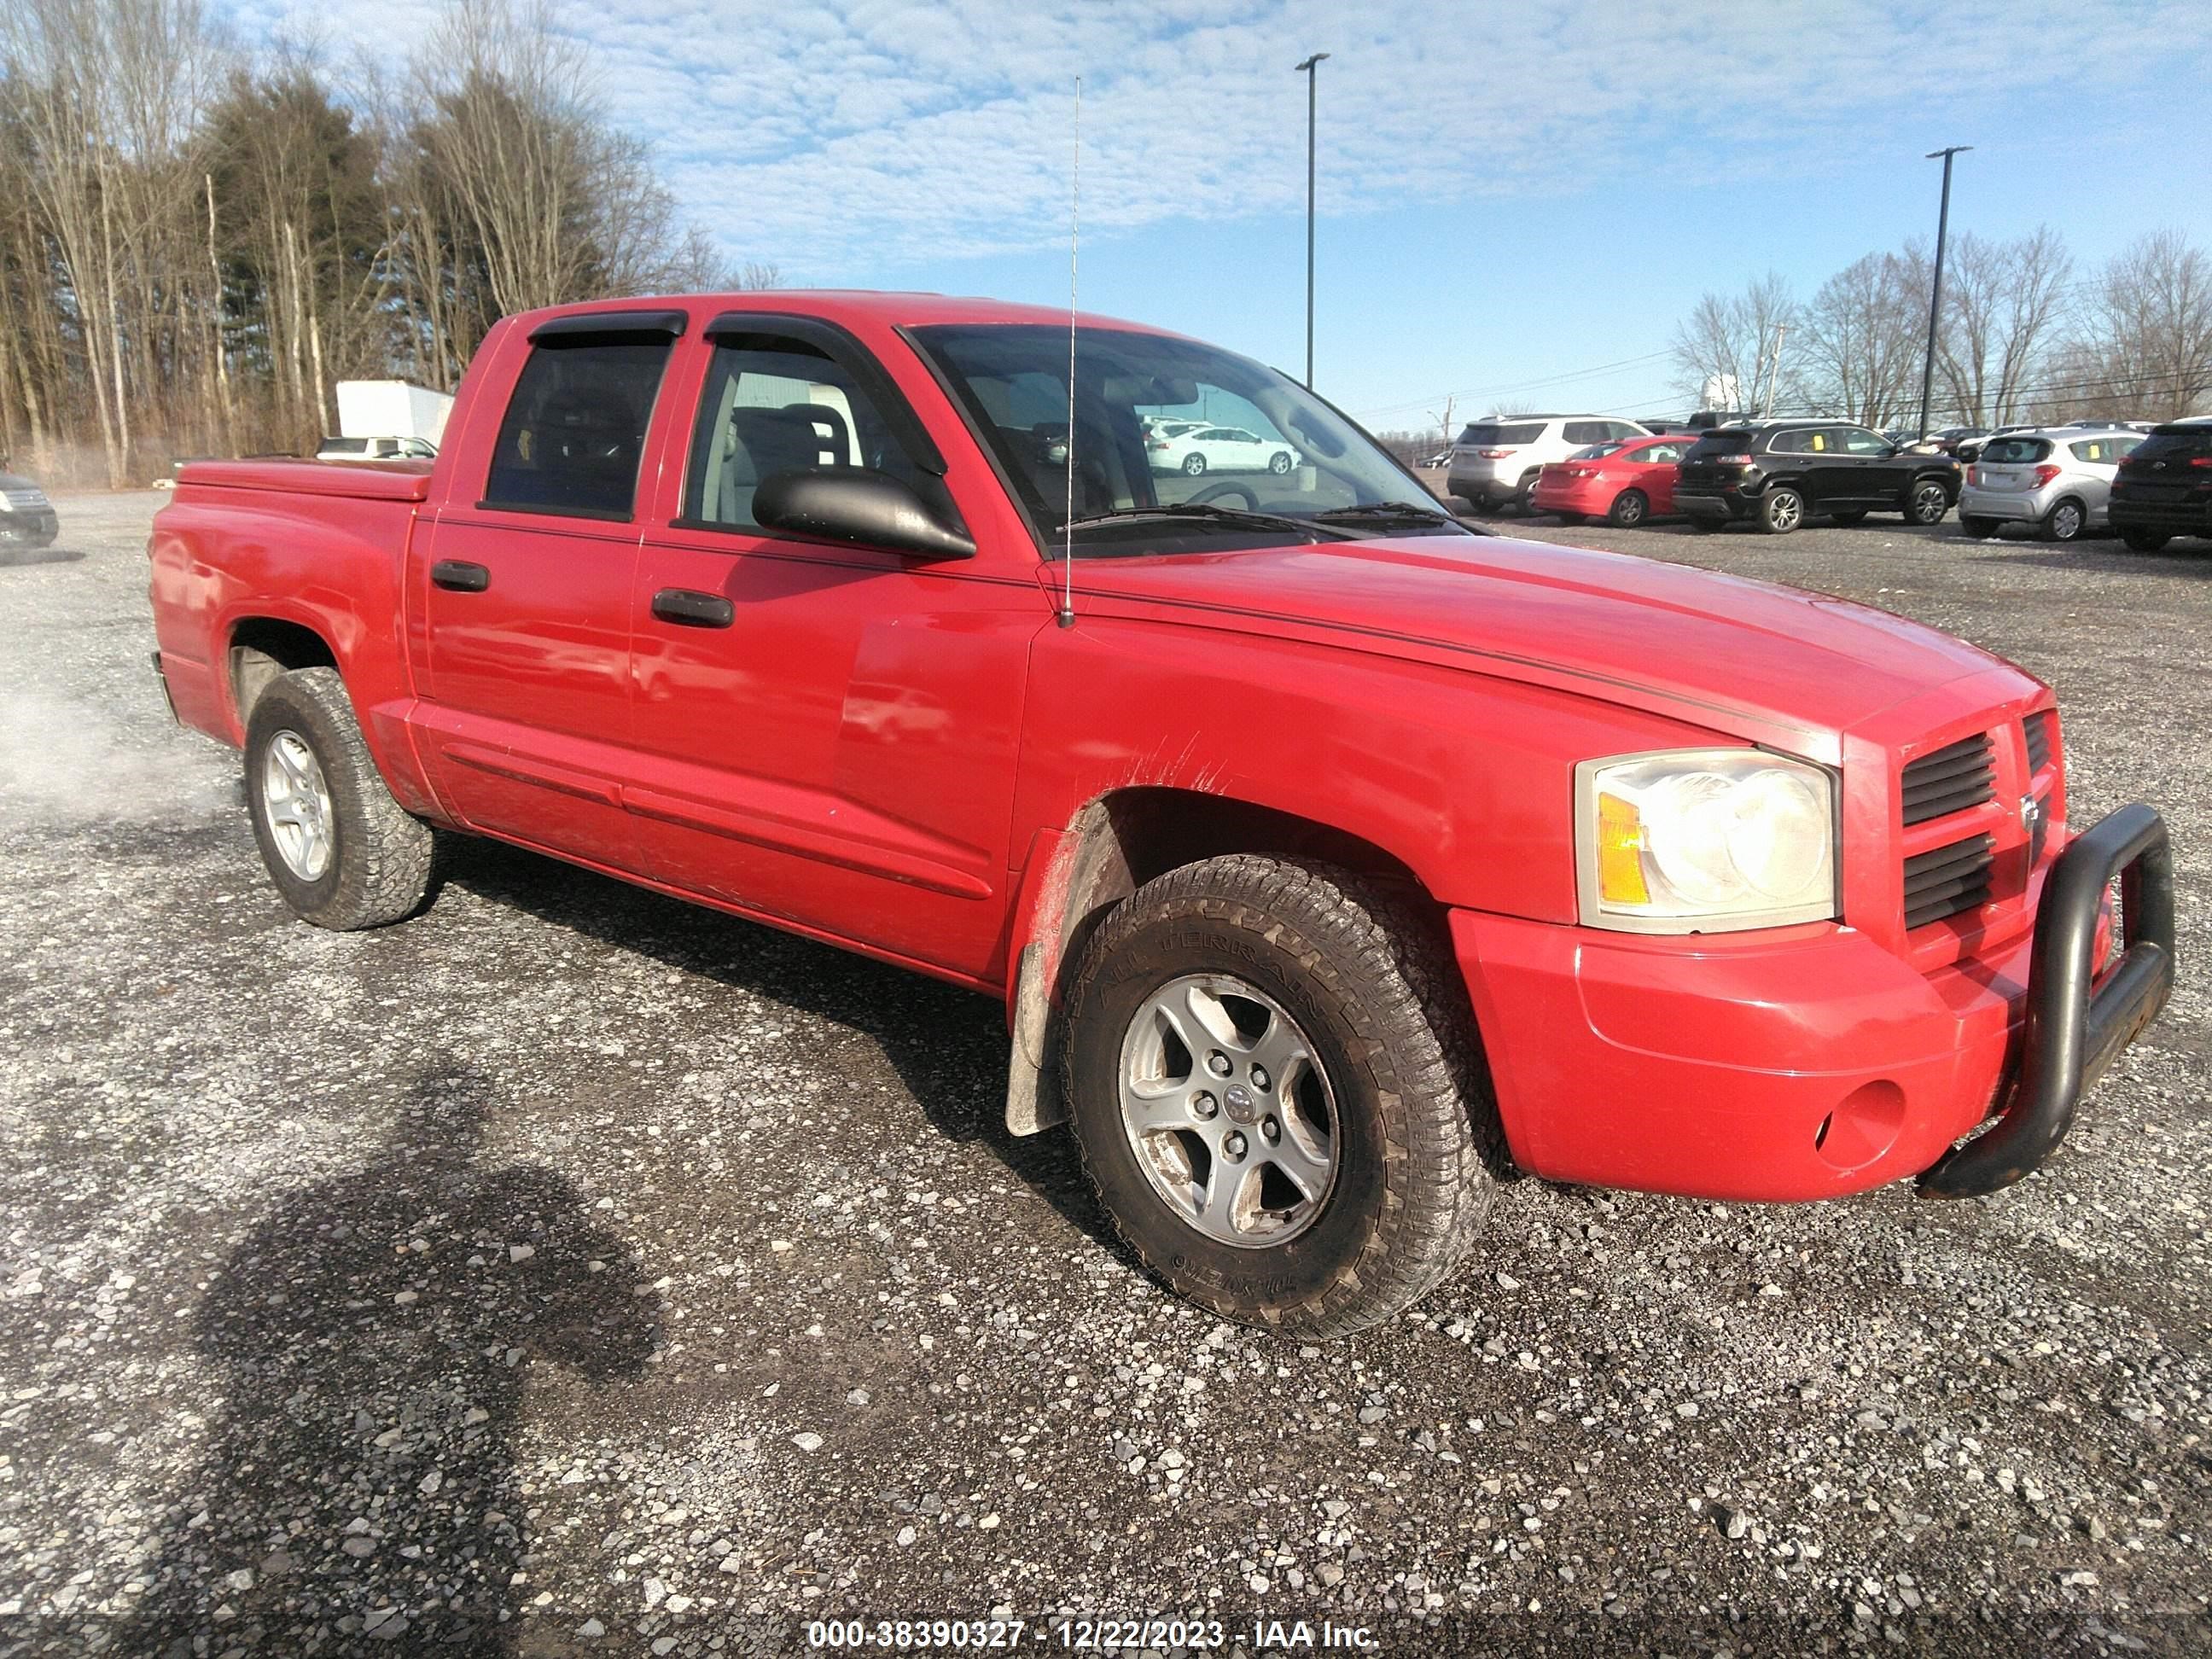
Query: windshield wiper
[
  {"left": 1059, "top": 503, "right": 1345, "bottom": 541},
  {"left": 1307, "top": 500, "right": 1458, "bottom": 527}
]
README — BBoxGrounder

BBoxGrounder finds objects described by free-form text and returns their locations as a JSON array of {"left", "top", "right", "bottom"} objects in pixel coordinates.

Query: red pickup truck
[{"left": 148, "top": 293, "right": 2174, "bottom": 1337}]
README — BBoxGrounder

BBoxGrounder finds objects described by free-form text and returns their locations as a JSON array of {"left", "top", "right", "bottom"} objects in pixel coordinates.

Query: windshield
[{"left": 911, "top": 323, "right": 1452, "bottom": 554}]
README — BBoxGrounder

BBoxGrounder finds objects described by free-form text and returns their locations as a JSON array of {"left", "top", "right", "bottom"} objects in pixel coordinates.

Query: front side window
[
  {"left": 684, "top": 337, "right": 931, "bottom": 531},
  {"left": 484, "top": 336, "right": 672, "bottom": 519},
  {"left": 913, "top": 323, "right": 1458, "bottom": 555}
]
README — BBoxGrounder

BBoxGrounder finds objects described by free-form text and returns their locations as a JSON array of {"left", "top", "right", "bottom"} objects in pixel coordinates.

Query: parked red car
[
  {"left": 1531, "top": 433, "right": 1690, "bottom": 526},
  {"left": 148, "top": 291, "right": 2174, "bottom": 1339}
]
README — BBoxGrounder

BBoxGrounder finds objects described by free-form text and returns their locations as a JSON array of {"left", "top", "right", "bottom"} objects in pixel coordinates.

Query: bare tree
[
  {"left": 1907, "top": 228, "right": 2073, "bottom": 426},
  {"left": 2052, "top": 230, "right": 2212, "bottom": 421},
  {"left": 1670, "top": 271, "right": 1793, "bottom": 413},
  {"left": 1793, "top": 251, "right": 1923, "bottom": 427}
]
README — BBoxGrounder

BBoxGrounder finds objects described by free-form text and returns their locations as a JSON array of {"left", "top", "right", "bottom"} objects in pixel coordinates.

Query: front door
[
  {"left": 625, "top": 317, "right": 1037, "bottom": 980},
  {"left": 409, "top": 317, "right": 678, "bottom": 871}
]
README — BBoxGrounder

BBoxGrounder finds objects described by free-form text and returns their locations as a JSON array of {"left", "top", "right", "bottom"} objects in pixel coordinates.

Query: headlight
[{"left": 1575, "top": 749, "right": 1837, "bottom": 933}]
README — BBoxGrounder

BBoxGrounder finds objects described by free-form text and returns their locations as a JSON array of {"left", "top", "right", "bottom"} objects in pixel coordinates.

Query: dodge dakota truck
[{"left": 148, "top": 293, "right": 2175, "bottom": 1337}]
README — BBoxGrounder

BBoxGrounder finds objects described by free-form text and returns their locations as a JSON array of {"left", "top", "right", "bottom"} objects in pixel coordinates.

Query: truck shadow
[
  {"left": 434, "top": 837, "right": 1123, "bottom": 1258},
  {"left": 121, "top": 1059, "right": 661, "bottom": 1655}
]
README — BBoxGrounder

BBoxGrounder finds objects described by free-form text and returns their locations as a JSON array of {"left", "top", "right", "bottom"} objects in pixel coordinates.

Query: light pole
[
  {"left": 1295, "top": 52, "right": 1330, "bottom": 388},
  {"left": 1917, "top": 145, "right": 1971, "bottom": 441}
]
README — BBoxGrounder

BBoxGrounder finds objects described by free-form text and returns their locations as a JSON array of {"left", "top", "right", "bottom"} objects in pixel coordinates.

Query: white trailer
[{"left": 332, "top": 381, "right": 455, "bottom": 448}]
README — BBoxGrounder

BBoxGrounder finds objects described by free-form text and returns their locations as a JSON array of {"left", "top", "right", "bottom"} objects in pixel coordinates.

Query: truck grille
[
  {"left": 1901, "top": 733, "right": 1994, "bottom": 825},
  {"left": 1903, "top": 833, "right": 1995, "bottom": 930},
  {"left": 2023, "top": 710, "right": 2053, "bottom": 774}
]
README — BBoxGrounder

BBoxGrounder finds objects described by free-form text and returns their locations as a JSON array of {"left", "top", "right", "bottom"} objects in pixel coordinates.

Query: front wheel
[
  {"left": 1062, "top": 856, "right": 1495, "bottom": 1338},
  {"left": 2122, "top": 527, "right": 2170, "bottom": 552},
  {"left": 1758, "top": 487, "right": 1804, "bottom": 534},
  {"left": 244, "top": 667, "right": 435, "bottom": 929},
  {"left": 1904, "top": 478, "right": 1952, "bottom": 526},
  {"left": 1267, "top": 451, "right": 1293, "bottom": 475},
  {"left": 1181, "top": 452, "right": 1208, "bottom": 477},
  {"left": 1607, "top": 489, "right": 1650, "bottom": 527}
]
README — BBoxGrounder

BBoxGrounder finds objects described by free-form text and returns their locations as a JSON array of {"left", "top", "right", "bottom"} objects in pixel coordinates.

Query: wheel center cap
[{"left": 1223, "top": 1083, "right": 1257, "bottom": 1125}]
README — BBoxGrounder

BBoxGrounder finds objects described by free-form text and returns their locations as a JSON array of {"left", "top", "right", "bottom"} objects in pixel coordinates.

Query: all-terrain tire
[
  {"left": 244, "top": 667, "right": 436, "bottom": 929},
  {"left": 1060, "top": 855, "right": 1497, "bottom": 1338}
]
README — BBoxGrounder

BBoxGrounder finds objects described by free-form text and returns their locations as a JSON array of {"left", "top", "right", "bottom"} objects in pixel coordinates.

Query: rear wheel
[
  {"left": 2121, "top": 527, "right": 2170, "bottom": 552},
  {"left": 2041, "top": 498, "right": 2086, "bottom": 543},
  {"left": 1904, "top": 478, "right": 1952, "bottom": 526},
  {"left": 1182, "top": 453, "right": 1207, "bottom": 477},
  {"left": 1512, "top": 472, "right": 1540, "bottom": 515},
  {"left": 1062, "top": 856, "right": 1496, "bottom": 1338},
  {"left": 244, "top": 667, "right": 435, "bottom": 929},
  {"left": 1959, "top": 515, "right": 2000, "bottom": 538},
  {"left": 1758, "top": 487, "right": 1804, "bottom": 535},
  {"left": 1268, "top": 451, "right": 1293, "bottom": 475},
  {"left": 1607, "top": 489, "right": 1650, "bottom": 527}
]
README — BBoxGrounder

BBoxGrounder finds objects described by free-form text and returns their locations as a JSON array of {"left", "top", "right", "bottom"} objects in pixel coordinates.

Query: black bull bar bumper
[{"left": 1918, "top": 803, "right": 2174, "bottom": 1199}]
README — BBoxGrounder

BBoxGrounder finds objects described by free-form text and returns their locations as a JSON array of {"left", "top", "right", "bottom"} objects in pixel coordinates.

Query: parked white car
[
  {"left": 1958, "top": 427, "right": 2142, "bottom": 542},
  {"left": 1446, "top": 414, "right": 1650, "bottom": 510},
  {"left": 1146, "top": 423, "right": 1301, "bottom": 477}
]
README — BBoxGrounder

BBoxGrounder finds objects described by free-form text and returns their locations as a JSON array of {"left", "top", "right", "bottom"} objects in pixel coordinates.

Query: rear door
[
  {"left": 1628, "top": 438, "right": 1686, "bottom": 513},
  {"left": 408, "top": 311, "right": 681, "bottom": 870}
]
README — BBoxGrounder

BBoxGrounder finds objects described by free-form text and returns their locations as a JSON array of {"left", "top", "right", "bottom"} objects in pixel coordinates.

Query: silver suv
[
  {"left": 1447, "top": 415, "right": 1650, "bottom": 511},
  {"left": 1959, "top": 427, "right": 2142, "bottom": 543}
]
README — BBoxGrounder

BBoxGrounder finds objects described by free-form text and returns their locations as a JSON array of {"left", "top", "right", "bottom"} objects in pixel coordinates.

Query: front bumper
[{"left": 1451, "top": 804, "right": 2172, "bottom": 1203}]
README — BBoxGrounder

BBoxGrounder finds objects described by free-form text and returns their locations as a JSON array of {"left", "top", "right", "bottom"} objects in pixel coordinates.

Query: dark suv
[
  {"left": 1674, "top": 421, "right": 1960, "bottom": 535},
  {"left": 2107, "top": 419, "right": 2212, "bottom": 551}
]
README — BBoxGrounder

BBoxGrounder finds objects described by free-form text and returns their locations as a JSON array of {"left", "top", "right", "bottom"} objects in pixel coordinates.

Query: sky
[{"left": 220, "top": 0, "right": 2212, "bottom": 436}]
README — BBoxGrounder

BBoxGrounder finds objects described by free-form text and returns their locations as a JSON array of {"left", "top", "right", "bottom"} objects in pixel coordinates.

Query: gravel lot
[{"left": 2, "top": 492, "right": 2206, "bottom": 1657}]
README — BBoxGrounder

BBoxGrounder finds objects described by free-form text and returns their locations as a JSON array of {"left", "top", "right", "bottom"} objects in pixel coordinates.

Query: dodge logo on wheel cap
[{"left": 1223, "top": 1084, "right": 1257, "bottom": 1124}]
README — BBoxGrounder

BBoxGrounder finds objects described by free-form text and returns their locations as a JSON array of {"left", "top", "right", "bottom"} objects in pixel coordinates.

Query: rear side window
[
  {"left": 2069, "top": 436, "right": 2136, "bottom": 463},
  {"left": 684, "top": 337, "right": 930, "bottom": 532},
  {"left": 1458, "top": 422, "right": 1543, "bottom": 446},
  {"left": 1563, "top": 421, "right": 1609, "bottom": 445},
  {"left": 1769, "top": 429, "right": 1814, "bottom": 455},
  {"left": 1982, "top": 437, "right": 2052, "bottom": 464},
  {"left": 484, "top": 336, "right": 674, "bottom": 519}
]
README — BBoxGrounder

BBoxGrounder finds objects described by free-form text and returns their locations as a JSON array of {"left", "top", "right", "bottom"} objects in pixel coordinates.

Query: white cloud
[{"left": 226, "top": 0, "right": 2211, "bottom": 277}]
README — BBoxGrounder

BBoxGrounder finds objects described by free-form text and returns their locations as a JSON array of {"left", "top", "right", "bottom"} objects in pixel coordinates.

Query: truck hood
[{"left": 1078, "top": 533, "right": 2034, "bottom": 749}]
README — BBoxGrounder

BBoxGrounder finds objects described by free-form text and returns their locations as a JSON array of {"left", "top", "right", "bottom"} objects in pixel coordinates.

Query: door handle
[
  {"left": 651, "top": 588, "right": 735, "bottom": 628},
  {"left": 431, "top": 560, "right": 491, "bottom": 592}
]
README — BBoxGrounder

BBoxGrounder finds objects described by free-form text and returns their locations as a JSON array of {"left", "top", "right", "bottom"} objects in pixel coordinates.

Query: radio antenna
[{"left": 1057, "top": 77, "right": 1080, "bottom": 628}]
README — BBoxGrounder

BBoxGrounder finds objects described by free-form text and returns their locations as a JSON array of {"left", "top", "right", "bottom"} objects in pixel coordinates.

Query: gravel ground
[{"left": 1, "top": 492, "right": 2206, "bottom": 1657}]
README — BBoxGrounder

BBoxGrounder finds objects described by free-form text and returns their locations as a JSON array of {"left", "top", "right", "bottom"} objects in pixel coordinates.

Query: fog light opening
[{"left": 1814, "top": 1080, "right": 1907, "bottom": 1173}]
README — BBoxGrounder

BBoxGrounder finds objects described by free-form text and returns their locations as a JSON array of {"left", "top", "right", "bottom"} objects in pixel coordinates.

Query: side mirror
[{"left": 754, "top": 466, "right": 975, "bottom": 561}]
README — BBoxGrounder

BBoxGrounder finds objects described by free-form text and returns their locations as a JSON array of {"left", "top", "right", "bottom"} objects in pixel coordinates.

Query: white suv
[{"left": 1447, "top": 415, "right": 1650, "bottom": 511}]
